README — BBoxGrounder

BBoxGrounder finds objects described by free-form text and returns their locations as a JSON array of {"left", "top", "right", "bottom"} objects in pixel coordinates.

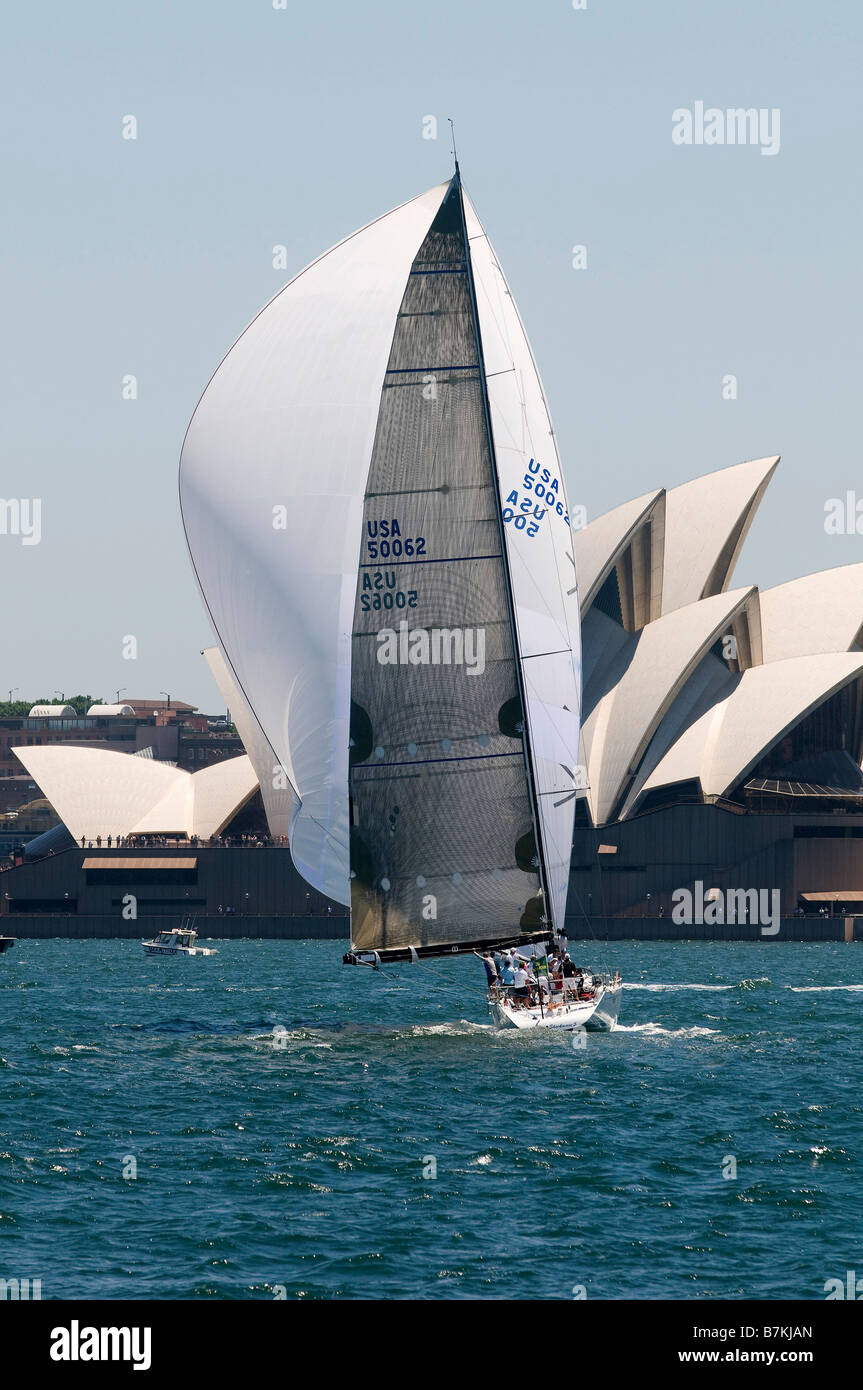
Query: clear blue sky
[{"left": 2, "top": 0, "right": 861, "bottom": 710}]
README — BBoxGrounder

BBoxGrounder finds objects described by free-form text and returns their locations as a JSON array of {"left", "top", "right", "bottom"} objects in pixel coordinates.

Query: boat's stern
[
  {"left": 490, "top": 997, "right": 517, "bottom": 1029},
  {"left": 584, "top": 977, "right": 623, "bottom": 1031}
]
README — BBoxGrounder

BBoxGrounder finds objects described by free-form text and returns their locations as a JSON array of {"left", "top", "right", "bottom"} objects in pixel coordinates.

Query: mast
[
  {"left": 454, "top": 169, "right": 555, "bottom": 939},
  {"left": 448, "top": 117, "right": 459, "bottom": 175}
]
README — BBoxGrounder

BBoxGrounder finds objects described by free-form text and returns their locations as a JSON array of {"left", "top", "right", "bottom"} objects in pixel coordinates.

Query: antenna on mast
[{"left": 448, "top": 117, "right": 459, "bottom": 174}]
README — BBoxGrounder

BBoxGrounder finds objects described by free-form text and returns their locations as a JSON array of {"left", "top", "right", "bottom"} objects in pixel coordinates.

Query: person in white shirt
[{"left": 512, "top": 963, "right": 529, "bottom": 1005}]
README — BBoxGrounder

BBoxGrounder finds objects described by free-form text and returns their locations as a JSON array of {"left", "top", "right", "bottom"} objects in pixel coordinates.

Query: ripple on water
[{"left": 1, "top": 937, "right": 861, "bottom": 1299}]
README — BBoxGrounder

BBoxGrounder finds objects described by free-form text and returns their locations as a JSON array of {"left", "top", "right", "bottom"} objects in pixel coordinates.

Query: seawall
[{"left": 3, "top": 915, "right": 859, "bottom": 941}]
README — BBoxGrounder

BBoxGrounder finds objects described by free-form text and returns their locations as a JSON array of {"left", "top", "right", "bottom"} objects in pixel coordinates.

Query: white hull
[
  {"left": 492, "top": 990, "right": 599, "bottom": 1032},
  {"left": 143, "top": 944, "right": 217, "bottom": 956},
  {"left": 584, "top": 982, "right": 622, "bottom": 1031},
  {"left": 491, "top": 981, "right": 622, "bottom": 1033}
]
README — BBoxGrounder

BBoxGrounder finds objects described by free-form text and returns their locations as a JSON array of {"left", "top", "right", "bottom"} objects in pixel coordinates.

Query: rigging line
[
  {"left": 553, "top": 797, "right": 605, "bottom": 953},
  {"left": 520, "top": 695, "right": 582, "bottom": 764},
  {"left": 512, "top": 571, "right": 573, "bottom": 636},
  {"left": 400, "top": 955, "right": 492, "bottom": 1003},
  {"left": 477, "top": 244, "right": 540, "bottom": 449},
  {"left": 564, "top": 876, "right": 602, "bottom": 949}
]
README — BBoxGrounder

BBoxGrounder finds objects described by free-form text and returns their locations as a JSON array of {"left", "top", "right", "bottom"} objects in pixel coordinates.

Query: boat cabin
[{"left": 152, "top": 930, "right": 196, "bottom": 948}]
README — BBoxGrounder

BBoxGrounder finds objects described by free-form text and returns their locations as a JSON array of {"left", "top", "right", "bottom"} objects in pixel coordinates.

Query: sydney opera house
[
  {"left": 570, "top": 453, "right": 863, "bottom": 929},
  {"left": 6, "top": 451, "right": 863, "bottom": 938}
]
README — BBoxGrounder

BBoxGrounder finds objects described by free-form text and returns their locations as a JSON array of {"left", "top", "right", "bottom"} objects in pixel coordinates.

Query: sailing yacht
[{"left": 179, "top": 154, "right": 621, "bottom": 1033}]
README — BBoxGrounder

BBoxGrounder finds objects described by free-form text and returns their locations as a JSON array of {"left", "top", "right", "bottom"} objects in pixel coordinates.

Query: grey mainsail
[{"left": 348, "top": 177, "right": 548, "bottom": 956}]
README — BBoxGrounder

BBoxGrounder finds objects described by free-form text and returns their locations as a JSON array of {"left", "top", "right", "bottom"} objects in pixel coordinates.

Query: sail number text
[
  {"left": 366, "top": 518, "right": 426, "bottom": 560},
  {"left": 361, "top": 570, "right": 418, "bottom": 611},
  {"left": 502, "top": 459, "right": 569, "bottom": 537}
]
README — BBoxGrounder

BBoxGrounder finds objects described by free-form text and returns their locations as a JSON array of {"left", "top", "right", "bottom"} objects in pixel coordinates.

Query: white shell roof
[
  {"left": 759, "top": 564, "right": 863, "bottom": 662},
  {"left": 11, "top": 745, "right": 258, "bottom": 841},
  {"left": 575, "top": 488, "right": 664, "bottom": 616},
  {"left": 661, "top": 455, "right": 779, "bottom": 614},
  {"left": 204, "top": 645, "right": 299, "bottom": 845},
  {"left": 571, "top": 454, "right": 863, "bottom": 825},
  {"left": 639, "top": 652, "right": 863, "bottom": 802},
  {"left": 582, "top": 586, "right": 757, "bottom": 824},
  {"left": 617, "top": 648, "right": 737, "bottom": 820}
]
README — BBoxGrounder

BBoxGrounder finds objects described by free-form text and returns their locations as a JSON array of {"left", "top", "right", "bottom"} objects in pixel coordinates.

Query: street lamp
[
  {"left": 116, "top": 688, "right": 126, "bottom": 704},
  {"left": 160, "top": 691, "right": 171, "bottom": 711}
]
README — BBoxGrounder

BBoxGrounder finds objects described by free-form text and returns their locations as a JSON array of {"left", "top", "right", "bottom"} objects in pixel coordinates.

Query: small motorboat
[
  {"left": 142, "top": 922, "right": 217, "bottom": 957},
  {"left": 0, "top": 936, "right": 16, "bottom": 955}
]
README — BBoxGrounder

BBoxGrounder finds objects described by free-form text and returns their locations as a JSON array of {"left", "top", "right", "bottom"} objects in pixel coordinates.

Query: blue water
[{"left": 1, "top": 939, "right": 861, "bottom": 1299}]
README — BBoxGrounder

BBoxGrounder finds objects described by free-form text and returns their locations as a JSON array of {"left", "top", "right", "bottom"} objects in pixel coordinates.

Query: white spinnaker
[
  {"left": 203, "top": 645, "right": 300, "bottom": 843},
  {"left": 181, "top": 184, "right": 449, "bottom": 905},
  {"left": 464, "top": 191, "right": 582, "bottom": 937}
]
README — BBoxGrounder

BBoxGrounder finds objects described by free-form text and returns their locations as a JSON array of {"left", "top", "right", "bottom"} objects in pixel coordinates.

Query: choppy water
[{"left": 1, "top": 939, "right": 861, "bottom": 1299}]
